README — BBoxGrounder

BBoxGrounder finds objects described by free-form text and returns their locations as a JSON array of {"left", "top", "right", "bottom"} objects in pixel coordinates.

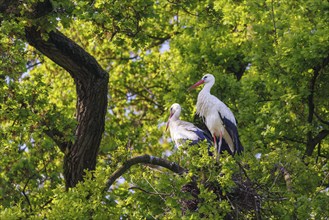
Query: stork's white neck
[
  {"left": 200, "top": 80, "right": 214, "bottom": 94},
  {"left": 196, "top": 80, "right": 215, "bottom": 116},
  {"left": 171, "top": 110, "right": 181, "bottom": 121}
]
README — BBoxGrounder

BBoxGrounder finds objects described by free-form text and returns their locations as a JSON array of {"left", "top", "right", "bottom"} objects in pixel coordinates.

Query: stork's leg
[
  {"left": 218, "top": 132, "right": 223, "bottom": 154},
  {"left": 213, "top": 135, "right": 218, "bottom": 159},
  {"left": 213, "top": 135, "right": 217, "bottom": 147},
  {"left": 217, "top": 132, "right": 223, "bottom": 160},
  {"left": 215, "top": 132, "right": 223, "bottom": 160}
]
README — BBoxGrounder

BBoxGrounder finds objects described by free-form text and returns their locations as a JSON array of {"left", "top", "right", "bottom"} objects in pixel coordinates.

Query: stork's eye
[{"left": 204, "top": 76, "right": 208, "bottom": 79}]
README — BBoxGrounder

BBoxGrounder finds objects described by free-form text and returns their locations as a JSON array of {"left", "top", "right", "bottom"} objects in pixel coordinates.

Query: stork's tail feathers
[{"left": 235, "top": 139, "right": 244, "bottom": 155}]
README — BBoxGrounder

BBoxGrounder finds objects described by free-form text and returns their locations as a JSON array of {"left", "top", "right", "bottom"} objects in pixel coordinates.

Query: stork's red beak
[
  {"left": 166, "top": 112, "right": 173, "bottom": 131},
  {"left": 188, "top": 79, "right": 205, "bottom": 91}
]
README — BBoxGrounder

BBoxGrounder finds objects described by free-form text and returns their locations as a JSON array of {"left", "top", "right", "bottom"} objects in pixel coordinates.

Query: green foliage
[{"left": 1, "top": 0, "right": 329, "bottom": 219}]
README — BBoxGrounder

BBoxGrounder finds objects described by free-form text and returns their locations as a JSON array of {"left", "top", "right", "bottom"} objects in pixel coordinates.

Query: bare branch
[{"left": 104, "top": 154, "right": 186, "bottom": 191}]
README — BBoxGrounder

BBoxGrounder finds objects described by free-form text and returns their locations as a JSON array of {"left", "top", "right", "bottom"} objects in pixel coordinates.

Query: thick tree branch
[
  {"left": 307, "top": 70, "right": 319, "bottom": 125},
  {"left": 105, "top": 154, "right": 186, "bottom": 191},
  {"left": 25, "top": 27, "right": 107, "bottom": 81},
  {"left": 314, "top": 111, "right": 329, "bottom": 126},
  {"left": 305, "top": 129, "right": 329, "bottom": 157},
  {"left": 307, "top": 54, "right": 329, "bottom": 125},
  {"left": 305, "top": 53, "right": 329, "bottom": 156},
  {"left": 43, "top": 126, "right": 71, "bottom": 153},
  {"left": 0, "top": 0, "right": 53, "bottom": 20},
  {"left": 312, "top": 130, "right": 329, "bottom": 147}
]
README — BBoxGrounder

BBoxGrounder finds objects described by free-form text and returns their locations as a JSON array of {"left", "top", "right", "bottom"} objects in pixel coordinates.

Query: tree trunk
[
  {"left": 25, "top": 27, "right": 109, "bottom": 188},
  {"left": 0, "top": 0, "right": 108, "bottom": 189},
  {"left": 64, "top": 76, "right": 108, "bottom": 188}
]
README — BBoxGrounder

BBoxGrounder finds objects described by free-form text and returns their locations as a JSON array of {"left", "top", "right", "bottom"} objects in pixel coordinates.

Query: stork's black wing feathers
[
  {"left": 222, "top": 117, "right": 244, "bottom": 155},
  {"left": 183, "top": 126, "right": 212, "bottom": 145},
  {"left": 194, "top": 113, "right": 233, "bottom": 155},
  {"left": 193, "top": 113, "right": 213, "bottom": 139}
]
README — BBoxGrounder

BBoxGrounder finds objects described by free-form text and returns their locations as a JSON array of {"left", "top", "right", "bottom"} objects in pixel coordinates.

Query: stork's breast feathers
[{"left": 196, "top": 92, "right": 213, "bottom": 116}]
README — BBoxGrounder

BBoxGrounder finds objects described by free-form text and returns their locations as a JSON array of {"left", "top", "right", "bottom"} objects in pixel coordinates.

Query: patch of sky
[
  {"left": 255, "top": 153, "right": 261, "bottom": 159},
  {"left": 159, "top": 40, "right": 170, "bottom": 54},
  {"left": 245, "top": 63, "right": 251, "bottom": 71}
]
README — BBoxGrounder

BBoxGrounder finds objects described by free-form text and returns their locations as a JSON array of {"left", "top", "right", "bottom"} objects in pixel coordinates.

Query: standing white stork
[
  {"left": 188, "top": 74, "right": 243, "bottom": 157},
  {"left": 166, "top": 103, "right": 212, "bottom": 148}
]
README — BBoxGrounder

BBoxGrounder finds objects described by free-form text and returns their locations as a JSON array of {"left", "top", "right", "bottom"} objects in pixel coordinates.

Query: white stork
[
  {"left": 166, "top": 103, "right": 212, "bottom": 148},
  {"left": 188, "top": 74, "right": 243, "bottom": 156}
]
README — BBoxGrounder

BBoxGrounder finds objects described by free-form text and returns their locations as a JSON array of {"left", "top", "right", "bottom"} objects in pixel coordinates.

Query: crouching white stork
[
  {"left": 188, "top": 74, "right": 244, "bottom": 157},
  {"left": 166, "top": 103, "right": 212, "bottom": 148}
]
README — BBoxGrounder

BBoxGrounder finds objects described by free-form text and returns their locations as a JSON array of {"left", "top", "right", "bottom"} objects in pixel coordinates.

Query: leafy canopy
[{"left": 1, "top": 0, "right": 328, "bottom": 219}]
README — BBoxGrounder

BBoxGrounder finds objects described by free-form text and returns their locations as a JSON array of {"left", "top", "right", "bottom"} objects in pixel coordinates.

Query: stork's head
[
  {"left": 188, "top": 74, "right": 215, "bottom": 91},
  {"left": 166, "top": 103, "right": 181, "bottom": 131},
  {"left": 202, "top": 74, "right": 215, "bottom": 84}
]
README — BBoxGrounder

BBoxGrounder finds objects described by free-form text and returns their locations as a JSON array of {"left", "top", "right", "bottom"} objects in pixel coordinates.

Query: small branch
[
  {"left": 21, "top": 159, "right": 51, "bottom": 213},
  {"left": 104, "top": 154, "right": 186, "bottom": 192},
  {"left": 167, "top": 0, "right": 199, "bottom": 16},
  {"left": 236, "top": 160, "right": 252, "bottom": 182},
  {"left": 129, "top": 186, "right": 173, "bottom": 197},
  {"left": 280, "top": 135, "right": 307, "bottom": 144},
  {"left": 314, "top": 111, "right": 329, "bottom": 126},
  {"left": 21, "top": 191, "right": 33, "bottom": 212},
  {"left": 270, "top": 0, "right": 278, "bottom": 44},
  {"left": 27, "top": 61, "right": 42, "bottom": 70},
  {"left": 39, "top": 198, "right": 53, "bottom": 209},
  {"left": 100, "top": 55, "right": 139, "bottom": 61},
  {"left": 316, "top": 141, "right": 321, "bottom": 163},
  {"left": 124, "top": 85, "right": 163, "bottom": 110}
]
